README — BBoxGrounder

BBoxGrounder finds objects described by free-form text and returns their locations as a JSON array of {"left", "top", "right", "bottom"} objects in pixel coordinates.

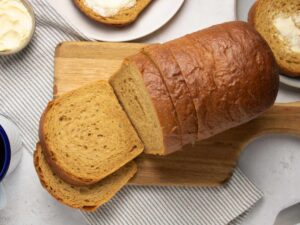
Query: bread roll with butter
[
  {"left": 74, "top": 0, "right": 151, "bottom": 26},
  {"left": 248, "top": 0, "right": 300, "bottom": 77}
]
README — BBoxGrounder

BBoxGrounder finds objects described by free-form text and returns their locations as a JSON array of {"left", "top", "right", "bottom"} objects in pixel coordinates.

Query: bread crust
[
  {"left": 183, "top": 21, "right": 279, "bottom": 138},
  {"left": 248, "top": 0, "right": 300, "bottom": 77},
  {"left": 166, "top": 38, "right": 209, "bottom": 139},
  {"left": 127, "top": 53, "right": 182, "bottom": 154},
  {"left": 34, "top": 143, "right": 137, "bottom": 211},
  {"left": 73, "top": 0, "right": 151, "bottom": 27},
  {"left": 34, "top": 144, "right": 97, "bottom": 210},
  {"left": 143, "top": 44, "right": 198, "bottom": 145},
  {"left": 276, "top": 64, "right": 300, "bottom": 78}
]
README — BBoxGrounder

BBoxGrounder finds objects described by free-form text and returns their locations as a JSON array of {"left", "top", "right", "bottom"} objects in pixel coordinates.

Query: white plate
[
  {"left": 237, "top": 0, "right": 300, "bottom": 89},
  {"left": 279, "top": 75, "right": 300, "bottom": 89},
  {"left": 47, "top": 0, "right": 184, "bottom": 42}
]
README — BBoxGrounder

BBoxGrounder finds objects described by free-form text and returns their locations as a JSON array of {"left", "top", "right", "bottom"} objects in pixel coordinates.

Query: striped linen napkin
[{"left": 0, "top": 1, "right": 262, "bottom": 224}]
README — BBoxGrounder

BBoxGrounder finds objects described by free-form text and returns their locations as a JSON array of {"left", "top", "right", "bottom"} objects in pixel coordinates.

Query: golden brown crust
[
  {"left": 127, "top": 53, "right": 182, "bottom": 154},
  {"left": 34, "top": 143, "right": 137, "bottom": 211},
  {"left": 33, "top": 144, "right": 98, "bottom": 211},
  {"left": 184, "top": 21, "right": 278, "bottom": 138},
  {"left": 277, "top": 65, "right": 300, "bottom": 77},
  {"left": 73, "top": 0, "right": 151, "bottom": 27},
  {"left": 143, "top": 44, "right": 198, "bottom": 146},
  {"left": 166, "top": 38, "right": 207, "bottom": 140}
]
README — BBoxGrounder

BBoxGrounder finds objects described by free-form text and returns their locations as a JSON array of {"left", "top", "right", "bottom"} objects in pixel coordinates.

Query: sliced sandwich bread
[
  {"left": 143, "top": 44, "right": 198, "bottom": 145},
  {"left": 166, "top": 37, "right": 210, "bottom": 140},
  {"left": 73, "top": 0, "right": 152, "bottom": 27},
  {"left": 34, "top": 143, "right": 136, "bottom": 211},
  {"left": 111, "top": 22, "right": 278, "bottom": 155},
  {"left": 248, "top": 0, "right": 300, "bottom": 77},
  {"left": 39, "top": 80, "right": 143, "bottom": 185},
  {"left": 110, "top": 53, "right": 182, "bottom": 155}
]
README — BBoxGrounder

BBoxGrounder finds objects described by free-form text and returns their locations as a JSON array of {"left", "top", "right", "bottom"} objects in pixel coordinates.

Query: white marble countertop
[{"left": 1, "top": 0, "right": 300, "bottom": 225}]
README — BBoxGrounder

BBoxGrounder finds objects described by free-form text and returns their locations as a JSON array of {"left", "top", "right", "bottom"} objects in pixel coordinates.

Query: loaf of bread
[
  {"left": 111, "top": 21, "right": 279, "bottom": 155},
  {"left": 248, "top": 0, "right": 300, "bottom": 77},
  {"left": 34, "top": 144, "right": 136, "bottom": 211},
  {"left": 73, "top": 0, "right": 151, "bottom": 27},
  {"left": 39, "top": 80, "right": 143, "bottom": 185}
]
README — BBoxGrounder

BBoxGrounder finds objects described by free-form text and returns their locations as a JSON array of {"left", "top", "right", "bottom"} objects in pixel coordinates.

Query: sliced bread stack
[
  {"left": 35, "top": 80, "right": 144, "bottom": 210},
  {"left": 35, "top": 21, "right": 279, "bottom": 211}
]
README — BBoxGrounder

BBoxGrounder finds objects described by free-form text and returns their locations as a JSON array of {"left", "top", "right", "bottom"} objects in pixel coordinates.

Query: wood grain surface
[{"left": 54, "top": 42, "right": 300, "bottom": 186}]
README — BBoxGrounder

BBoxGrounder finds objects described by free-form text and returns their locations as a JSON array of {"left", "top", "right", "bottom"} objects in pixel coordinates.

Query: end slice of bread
[
  {"left": 39, "top": 80, "right": 143, "bottom": 185},
  {"left": 73, "top": 0, "right": 151, "bottom": 26},
  {"left": 248, "top": 0, "right": 300, "bottom": 77},
  {"left": 34, "top": 144, "right": 136, "bottom": 211},
  {"left": 110, "top": 53, "right": 182, "bottom": 155}
]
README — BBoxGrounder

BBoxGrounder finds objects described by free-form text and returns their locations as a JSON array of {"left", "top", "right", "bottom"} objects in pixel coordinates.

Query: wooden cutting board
[{"left": 54, "top": 42, "right": 300, "bottom": 186}]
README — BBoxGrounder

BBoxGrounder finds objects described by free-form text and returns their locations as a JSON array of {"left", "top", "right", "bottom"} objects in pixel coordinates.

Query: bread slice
[
  {"left": 73, "top": 0, "right": 151, "bottom": 26},
  {"left": 110, "top": 53, "right": 182, "bottom": 155},
  {"left": 143, "top": 44, "right": 198, "bottom": 145},
  {"left": 166, "top": 38, "right": 209, "bottom": 140},
  {"left": 34, "top": 144, "right": 136, "bottom": 211},
  {"left": 248, "top": 0, "right": 300, "bottom": 77},
  {"left": 39, "top": 80, "right": 143, "bottom": 185}
]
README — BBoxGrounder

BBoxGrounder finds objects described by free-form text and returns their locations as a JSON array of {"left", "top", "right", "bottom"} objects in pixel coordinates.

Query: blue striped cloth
[{"left": 0, "top": 1, "right": 262, "bottom": 224}]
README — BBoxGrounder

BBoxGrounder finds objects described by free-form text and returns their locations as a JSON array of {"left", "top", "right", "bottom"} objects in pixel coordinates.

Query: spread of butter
[
  {"left": 274, "top": 15, "right": 300, "bottom": 53},
  {"left": 84, "top": 0, "right": 136, "bottom": 17},
  {"left": 0, "top": 0, "right": 33, "bottom": 52}
]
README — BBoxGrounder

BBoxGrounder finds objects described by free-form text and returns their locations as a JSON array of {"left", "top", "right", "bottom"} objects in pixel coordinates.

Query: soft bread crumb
[{"left": 39, "top": 80, "right": 143, "bottom": 185}]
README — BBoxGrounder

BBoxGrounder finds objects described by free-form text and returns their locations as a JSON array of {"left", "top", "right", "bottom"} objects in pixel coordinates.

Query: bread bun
[
  {"left": 248, "top": 0, "right": 300, "bottom": 77},
  {"left": 74, "top": 0, "right": 151, "bottom": 27}
]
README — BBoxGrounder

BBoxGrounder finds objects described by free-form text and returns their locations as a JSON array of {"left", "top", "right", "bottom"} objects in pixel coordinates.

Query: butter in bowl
[{"left": 0, "top": 0, "right": 35, "bottom": 55}]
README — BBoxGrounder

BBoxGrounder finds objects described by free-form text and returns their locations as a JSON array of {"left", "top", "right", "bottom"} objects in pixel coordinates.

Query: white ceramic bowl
[{"left": 0, "top": 0, "right": 36, "bottom": 56}]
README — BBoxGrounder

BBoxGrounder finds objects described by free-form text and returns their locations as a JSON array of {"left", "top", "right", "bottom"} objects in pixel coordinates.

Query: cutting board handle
[
  {"left": 239, "top": 102, "right": 300, "bottom": 147},
  {"left": 131, "top": 102, "right": 300, "bottom": 186}
]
